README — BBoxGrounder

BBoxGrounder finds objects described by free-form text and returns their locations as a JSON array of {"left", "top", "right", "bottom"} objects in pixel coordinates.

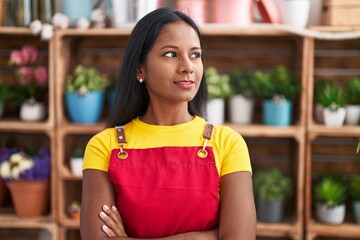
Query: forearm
[{"left": 103, "top": 229, "right": 218, "bottom": 240}]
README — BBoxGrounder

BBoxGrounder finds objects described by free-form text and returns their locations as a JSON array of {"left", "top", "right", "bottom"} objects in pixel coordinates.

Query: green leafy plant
[
  {"left": 350, "top": 175, "right": 360, "bottom": 201},
  {"left": 72, "top": 147, "right": 84, "bottom": 158},
  {"left": 317, "top": 83, "right": 345, "bottom": 109},
  {"left": 252, "top": 65, "right": 299, "bottom": 100},
  {"left": 253, "top": 168, "right": 292, "bottom": 202},
  {"left": 344, "top": 77, "right": 360, "bottom": 105},
  {"left": 65, "top": 65, "right": 109, "bottom": 95},
  {"left": 314, "top": 78, "right": 336, "bottom": 103},
  {"left": 357, "top": 138, "right": 360, "bottom": 154},
  {"left": 205, "top": 67, "right": 232, "bottom": 99},
  {"left": 314, "top": 176, "right": 346, "bottom": 207},
  {"left": 227, "top": 69, "right": 253, "bottom": 97}
]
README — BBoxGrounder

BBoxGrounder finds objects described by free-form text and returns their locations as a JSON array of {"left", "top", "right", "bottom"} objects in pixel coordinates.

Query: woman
[{"left": 80, "top": 7, "right": 256, "bottom": 240}]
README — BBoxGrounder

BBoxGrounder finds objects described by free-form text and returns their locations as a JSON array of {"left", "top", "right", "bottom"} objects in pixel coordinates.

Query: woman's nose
[{"left": 178, "top": 57, "right": 194, "bottom": 74}]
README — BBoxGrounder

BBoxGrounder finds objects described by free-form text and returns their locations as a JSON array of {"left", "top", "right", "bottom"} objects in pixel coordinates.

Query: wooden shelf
[
  {"left": 307, "top": 220, "right": 360, "bottom": 239},
  {"left": 0, "top": 214, "right": 55, "bottom": 229},
  {"left": 0, "top": 120, "right": 54, "bottom": 133}
]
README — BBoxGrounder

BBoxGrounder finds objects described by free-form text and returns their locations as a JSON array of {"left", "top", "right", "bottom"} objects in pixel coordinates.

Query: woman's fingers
[
  {"left": 101, "top": 224, "right": 116, "bottom": 238},
  {"left": 99, "top": 205, "right": 127, "bottom": 237}
]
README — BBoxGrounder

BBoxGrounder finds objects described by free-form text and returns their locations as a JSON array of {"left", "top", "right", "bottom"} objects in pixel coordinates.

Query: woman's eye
[
  {"left": 191, "top": 52, "right": 201, "bottom": 59},
  {"left": 164, "top": 52, "right": 177, "bottom": 58}
]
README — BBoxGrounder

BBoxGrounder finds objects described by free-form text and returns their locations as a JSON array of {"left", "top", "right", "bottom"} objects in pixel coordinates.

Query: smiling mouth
[{"left": 174, "top": 80, "right": 195, "bottom": 85}]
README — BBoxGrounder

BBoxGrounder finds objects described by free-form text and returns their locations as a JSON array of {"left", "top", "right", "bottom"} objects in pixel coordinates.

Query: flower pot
[
  {"left": 281, "top": 0, "right": 310, "bottom": 28},
  {"left": 70, "top": 157, "right": 84, "bottom": 177},
  {"left": 176, "top": 0, "right": 206, "bottom": 24},
  {"left": 63, "top": 0, "right": 92, "bottom": 25},
  {"left": 323, "top": 107, "right": 346, "bottom": 127},
  {"left": 0, "top": 180, "right": 6, "bottom": 207},
  {"left": 108, "top": 88, "right": 116, "bottom": 111},
  {"left": 228, "top": 94, "right": 254, "bottom": 124},
  {"left": 314, "top": 103, "right": 324, "bottom": 124},
  {"left": 345, "top": 104, "right": 360, "bottom": 125},
  {"left": 206, "top": 98, "right": 225, "bottom": 125},
  {"left": 353, "top": 201, "right": 360, "bottom": 224},
  {"left": 316, "top": 203, "right": 345, "bottom": 224},
  {"left": 19, "top": 99, "right": 46, "bottom": 122},
  {"left": 8, "top": 180, "right": 49, "bottom": 218},
  {"left": 263, "top": 98, "right": 293, "bottom": 126},
  {"left": 256, "top": 199, "right": 284, "bottom": 223},
  {"left": 65, "top": 91, "right": 104, "bottom": 124},
  {"left": 211, "top": 0, "right": 253, "bottom": 26}
]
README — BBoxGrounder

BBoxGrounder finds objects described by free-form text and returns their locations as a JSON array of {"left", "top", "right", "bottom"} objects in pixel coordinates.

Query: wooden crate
[{"left": 322, "top": 0, "right": 360, "bottom": 26}]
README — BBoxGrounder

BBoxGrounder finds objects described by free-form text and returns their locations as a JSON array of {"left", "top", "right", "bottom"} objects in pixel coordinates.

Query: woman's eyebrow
[{"left": 160, "top": 45, "right": 201, "bottom": 50}]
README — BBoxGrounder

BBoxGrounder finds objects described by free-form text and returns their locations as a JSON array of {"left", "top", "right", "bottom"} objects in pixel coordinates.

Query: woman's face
[{"left": 140, "top": 21, "right": 203, "bottom": 106}]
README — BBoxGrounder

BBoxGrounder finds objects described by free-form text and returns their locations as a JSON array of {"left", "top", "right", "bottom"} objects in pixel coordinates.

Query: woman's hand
[{"left": 99, "top": 204, "right": 127, "bottom": 238}]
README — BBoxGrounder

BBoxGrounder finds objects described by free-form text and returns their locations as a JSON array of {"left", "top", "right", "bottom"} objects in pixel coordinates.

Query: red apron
[{"left": 108, "top": 125, "right": 220, "bottom": 238}]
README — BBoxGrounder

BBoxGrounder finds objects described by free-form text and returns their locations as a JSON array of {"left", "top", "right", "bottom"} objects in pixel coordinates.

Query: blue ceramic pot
[
  {"left": 63, "top": 0, "right": 93, "bottom": 25},
  {"left": 65, "top": 91, "right": 104, "bottom": 124},
  {"left": 263, "top": 99, "right": 293, "bottom": 126}
]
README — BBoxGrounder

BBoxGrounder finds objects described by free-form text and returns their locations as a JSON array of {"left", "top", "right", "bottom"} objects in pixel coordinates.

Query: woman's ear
[{"left": 136, "top": 65, "right": 145, "bottom": 83}]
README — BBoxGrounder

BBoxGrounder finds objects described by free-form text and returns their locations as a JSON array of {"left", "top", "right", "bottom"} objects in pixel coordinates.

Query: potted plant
[
  {"left": 253, "top": 168, "right": 292, "bottom": 223},
  {"left": 313, "top": 78, "right": 336, "bottom": 124},
  {"left": 349, "top": 175, "right": 360, "bottom": 224},
  {"left": 205, "top": 67, "right": 231, "bottom": 125},
  {"left": 227, "top": 69, "right": 255, "bottom": 124},
  {"left": 252, "top": 65, "right": 299, "bottom": 126},
  {"left": 0, "top": 147, "right": 51, "bottom": 217},
  {"left": 8, "top": 45, "right": 48, "bottom": 122},
  {"left": 68, "top": 200, "right": 81, "bottom": 220},
  {"left": 314, "top": 176, "right": 347, "bottom": 224},
  {"left": 70, "top": 147, "right": 84, "bottom": 177},
  {"left": 317, "top": 82, "right": 346, "bottom": 127},
  {"left": 0, "top": 80, "right": 8, "bottom": 118},
  {"left": 65, "top": 65, "right": 109, "bottom": 124},
  {"left": 344, "top": 77, "right": 360, "bottom": 125}
]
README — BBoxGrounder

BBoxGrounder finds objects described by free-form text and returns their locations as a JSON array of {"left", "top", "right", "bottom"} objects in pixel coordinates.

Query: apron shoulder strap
[{"left": 203, "top": 123, "right": 214, "bottom": 140}]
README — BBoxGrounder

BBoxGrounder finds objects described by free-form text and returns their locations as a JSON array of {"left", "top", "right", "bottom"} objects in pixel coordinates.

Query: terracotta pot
[
  {"left": 8, "top": 180, "right": 49, "bottom": 218},
  {"left": 211, "top": 0, "right": 253, "bottom": 26},
  {"left": 0, "top": 180, "right": 6, "bottom": 207},
  {"left": 176, "top": 0, "right": 206, "bottom": 24}
]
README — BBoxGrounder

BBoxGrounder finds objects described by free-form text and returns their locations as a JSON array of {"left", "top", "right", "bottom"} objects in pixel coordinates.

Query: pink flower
[
  {"left": 34, "top": 66, "right": 48, "bottom": 86},
  {"left": 18, "top": 66, "right": 34, "bottom": 85},
  {"left": 9, "top": 50, "right": 24, "bottom": 65},
  {"left": 21, "top": 45, "right": 38, "bottom": 64}
]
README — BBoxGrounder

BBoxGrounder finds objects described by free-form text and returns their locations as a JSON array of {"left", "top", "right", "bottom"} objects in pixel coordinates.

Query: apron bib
[{"left": 108, "top": 124, "right": 220, "bottom": 238}]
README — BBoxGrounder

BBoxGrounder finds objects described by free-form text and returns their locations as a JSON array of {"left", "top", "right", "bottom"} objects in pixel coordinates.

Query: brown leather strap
[
  {"left": 203, "top": 123, "right": 214, "bottom": 140},
  {"left": 115, "top": 126, "right": 127, "bottom": 144}
]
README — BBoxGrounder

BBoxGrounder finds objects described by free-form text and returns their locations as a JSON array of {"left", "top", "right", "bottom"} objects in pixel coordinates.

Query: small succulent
[
  {"left": 314, "top": 176, "right": 346, "bottom": 207},
  {"left": 227, "top": 69, "right": 253, "bottom": 97},
  {"left": 344, "top": 77, "right": 360, "bottom": 105},
  {"left": 317, "top": 83, "right": 345, "bottom": 110},
  {"left": 350, "top": 175, "right": 360, "bottom": 201}
]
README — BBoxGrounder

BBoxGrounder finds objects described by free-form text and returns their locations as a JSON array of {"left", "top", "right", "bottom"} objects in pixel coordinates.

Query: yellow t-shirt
[{"left": 84, "top": 116, "right": 252, "bottom": 176}]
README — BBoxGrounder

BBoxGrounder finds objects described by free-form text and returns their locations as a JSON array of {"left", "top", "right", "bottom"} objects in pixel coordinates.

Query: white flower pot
[
  {"left": 228, "top": 95, "right": 254, "bottom": 124},
  {"left": 281, "top": 0, "right": 310, "bottom": 28},
  {"left": 19, "top": 99, "right": 46, "bottom": 122},
  {"left": 345, "top": 105, "right": 360, "bottom": 125},
  {"left": 70, "top": 157, "right": 84, "bottom": 176},
  {"left": 316, "top": 203, "right": 346, "bottom": 224},
  {"left": 323, "top": 107, "right": 346, "bottom": 127},
  {"left": 206, "top": 98, "right": 225, "bottom": 125}
]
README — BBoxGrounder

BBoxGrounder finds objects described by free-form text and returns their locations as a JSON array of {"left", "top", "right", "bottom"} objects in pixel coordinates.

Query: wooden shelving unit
[
  {"left": 0, "top": 28, "right": 58, "bottom": 240},
  {"left": 305, "top": 37, "right": 360, "bottom": 240},
  {"left": 0, "top": 24, "right": 359, "bottom": 240}
]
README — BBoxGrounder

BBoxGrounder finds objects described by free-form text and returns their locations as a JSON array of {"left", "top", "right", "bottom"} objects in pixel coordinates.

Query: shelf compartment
[
  {"left": 305, "top": 135, "right": 360, "bottom": 240},
  {"left": 246, "top": 136, "right": 305, "bottom": 240}
]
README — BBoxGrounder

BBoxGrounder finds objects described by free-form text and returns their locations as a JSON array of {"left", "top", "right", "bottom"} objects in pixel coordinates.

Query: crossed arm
[{"left": 80, "top": 169, "right": 256, "bottom": 240}]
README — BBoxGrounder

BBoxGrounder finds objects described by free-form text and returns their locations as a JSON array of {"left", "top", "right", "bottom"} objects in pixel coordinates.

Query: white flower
[
  {"left": 77, "top": 18, "right": 91, "bottom": 29},
  {"left": 0, "top": 161, "right": 11, "bottom": 179},
  {"left": 30, "top": 20, "right": 43, "bottom": 35},
  {"left": 52, "top": 12, "right": 71, "bottom": 29},
  {"left": 41, "top": 24, "right": 54, "bottom": 41},
  {"left": 78, "top": 85, "right": 88, "bottom": 95},
  {"left": 19, "top": 159, "right": 34, "bottom": 172},
  {"left": 11, "top": 166, "right": 21, "bottom": 179},
  {"left": 10, "top": 153, "right": 26, "bottom": 164}
]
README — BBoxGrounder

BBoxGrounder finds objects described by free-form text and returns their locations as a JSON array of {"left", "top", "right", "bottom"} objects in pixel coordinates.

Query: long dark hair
[{"left": 106, "top": 8, "right": 207, "bottom": 127}]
